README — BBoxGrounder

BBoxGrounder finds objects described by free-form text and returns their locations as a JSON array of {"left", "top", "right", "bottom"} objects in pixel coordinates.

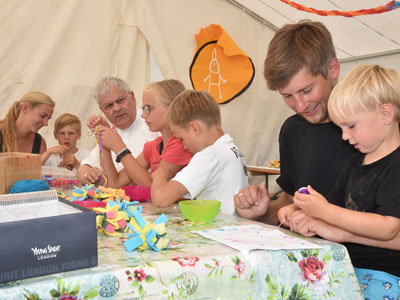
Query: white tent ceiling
[{"left": 232, "top": 0, "right": 400, "bottom": 60}]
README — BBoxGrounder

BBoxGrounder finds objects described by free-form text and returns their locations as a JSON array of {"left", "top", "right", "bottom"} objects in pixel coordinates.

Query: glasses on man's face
[{"left": 141, "top": 104, "right": 165, "bottom": 115}]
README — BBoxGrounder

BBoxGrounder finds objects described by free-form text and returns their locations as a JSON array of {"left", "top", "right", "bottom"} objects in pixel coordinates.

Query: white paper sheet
[{"left": 193, "top": 224, "right": 322, "bottom": 254}]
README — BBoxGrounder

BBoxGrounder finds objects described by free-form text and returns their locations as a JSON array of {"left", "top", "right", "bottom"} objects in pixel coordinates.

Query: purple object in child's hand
[{"left": 298, "top": 187, "right": 310, "bottom": 194}]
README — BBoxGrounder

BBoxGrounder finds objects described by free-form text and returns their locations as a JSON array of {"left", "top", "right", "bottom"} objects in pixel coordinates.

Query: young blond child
[
  {"left": 42, "top": 113, "right": 89, "bottom": 172},
  {"left": 289, "top": 65, "right": 400, "bottom": 299},
  {"left": 151, "top": 90, "right": 249, "bottom": 215}
]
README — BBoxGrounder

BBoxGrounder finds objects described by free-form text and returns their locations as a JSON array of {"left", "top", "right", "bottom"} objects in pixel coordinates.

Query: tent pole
[
  {"left": 340, "top": 48, "right": 400, "bottom": 63},
  {"left": 223, "top": 0, "right": 279, "bottom": 31}
]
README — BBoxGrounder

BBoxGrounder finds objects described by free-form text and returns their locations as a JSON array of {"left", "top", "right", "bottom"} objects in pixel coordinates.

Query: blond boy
[
  {"left": 290, "top": 65, "right": 400, "bottom": 298},
  {"left": 42, "top": 113, "right": 89, "bottom": 172},
  {"left": 151, "top": 90, "right": 249, "bottom": 215}
]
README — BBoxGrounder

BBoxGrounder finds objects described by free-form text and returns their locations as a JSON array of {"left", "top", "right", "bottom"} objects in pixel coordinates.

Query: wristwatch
[{"left": 115, "top": 148, "right": 131, "bottom": 163}]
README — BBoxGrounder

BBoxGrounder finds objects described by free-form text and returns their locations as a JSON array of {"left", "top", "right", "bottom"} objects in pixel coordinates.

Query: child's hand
[
  {"left": 63, "top": 154, "right": 77, "bottom": 168},
  {"left": 48, "top": 145, "right": 68, "bottom": 156},
  {"left": 98, "top": 126, "right": 124, "bottom": 152},
  {"left": 293, "top": 185, "right": 329, "bottom": 218},
  {"left": 86, "top": 114, "right": 110, "bottom": 130}
]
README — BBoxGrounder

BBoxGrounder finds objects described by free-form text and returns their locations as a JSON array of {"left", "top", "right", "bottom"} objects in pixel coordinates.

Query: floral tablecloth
[{"left": 0, "top": 202, "right": 363, "bottom": 300}]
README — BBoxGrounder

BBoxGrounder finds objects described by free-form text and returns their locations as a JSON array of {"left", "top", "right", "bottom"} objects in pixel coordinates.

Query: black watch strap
[{"left": 115, "top": 148, "right": 131, "bottom": 163}]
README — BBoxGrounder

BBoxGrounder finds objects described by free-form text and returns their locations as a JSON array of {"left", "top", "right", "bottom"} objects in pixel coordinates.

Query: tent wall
[
  {"left": 138, "top": 0, "right": 293, "bottom": 189},
  {"left": 10, "top": 1, "right": 400, "bottom": 192},
  {"left": 0, "top": 0, "right": 150, "bottom": 152},
  {"left": 1, "top": 0, "right": 293, "bottom": 191}
]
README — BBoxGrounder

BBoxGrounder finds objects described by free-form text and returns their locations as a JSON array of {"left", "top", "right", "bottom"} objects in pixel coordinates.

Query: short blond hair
[
  {"left": 145, "top": 79, "right": 186, "bottom": 107},
  {"left": 167, "top": 90, "right": 221, "bottom": 129},
  {"left": 328, "top": 65, "right": 400, "bottom": 124},
  {"left": 54, "top": 113, "right": 82, "bottom": 133}
]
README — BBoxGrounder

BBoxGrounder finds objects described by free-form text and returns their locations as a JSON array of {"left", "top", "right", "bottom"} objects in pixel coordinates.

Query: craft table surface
[
  {"left": 0, "top": 201, "right": 363, "bottom": 300},
  {"left": 247, "top": 165, "right": 280, "bottom": 189},
  {"left": 247, "top": 165, "right": 281, "bottom": 175}
]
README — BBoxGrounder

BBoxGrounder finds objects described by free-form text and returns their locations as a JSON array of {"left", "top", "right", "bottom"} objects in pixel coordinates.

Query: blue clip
[{"left": 155, "top": 213, "right": 168, "bottom": 224}]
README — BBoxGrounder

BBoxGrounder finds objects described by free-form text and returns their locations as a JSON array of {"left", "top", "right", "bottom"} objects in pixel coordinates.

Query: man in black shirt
[
  {"left": 234, "top": 20, "right": 355, "bottom": 224},
  {"left": 233, "top": 21, "right": 400, "bottom": 251}
]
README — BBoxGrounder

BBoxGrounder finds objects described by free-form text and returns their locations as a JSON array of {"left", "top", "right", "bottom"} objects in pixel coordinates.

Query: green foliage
[
  {"left": 146, "top": 274, "right": 155, "bottom": 283},
  {"left": 48, "top": 279, "right": 98, "bottom": 299},
  {"left": 131, "top": 280, "right": 139, "bottom": 288},
  {"left": 285, "top": 251, "right": 298, "bottom": 262},
  {"left": 300, "top": 249, "right": 319, "bottom": 258},
  {"left": 265, "top": 275, "right": 311, "bottom": 300},
  {"left": 249, "top": 272, "right": 256, "bottom": 284},
  {"left": 84, "top": 286, "right": 100, "bottom": 299},
  {"left": 265, "top": 274, "right": 279, "bottom": 294},
  {"left": 287, "top": 284, "right": 311, "bottom": 300},
  {"left": 138, "top": 284, "right": 144, "bottom": 296},
  {"left": 322, "top": 252, "right": 332, "bottom": 264},
  {"left": 23, "top": 289, "right": 41, "bottom": 300},
  {"left": 231, "top": 255, "right": 241, "bottom": 265},
  {"left": 204, "top": 258, "right": 225, "bottom": 278}
]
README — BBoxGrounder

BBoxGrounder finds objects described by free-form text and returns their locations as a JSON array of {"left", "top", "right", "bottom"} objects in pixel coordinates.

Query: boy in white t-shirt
[
  {"left": 151, "top": 90, "right": 249, "bottom": 215},
  {"left": 43, "top": 113, "right": 89, "bottom": 173}
]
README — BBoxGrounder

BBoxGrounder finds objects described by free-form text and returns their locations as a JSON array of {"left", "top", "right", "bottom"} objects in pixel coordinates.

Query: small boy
[
  {"left": 42, "top": 113, "right": 90, "bottom": 173},
  {"left": 151, "top": 90, "right": 249, "bottom": 215},
  {"left": 289, "top": 65, "right": 400, "bottom": 299}
]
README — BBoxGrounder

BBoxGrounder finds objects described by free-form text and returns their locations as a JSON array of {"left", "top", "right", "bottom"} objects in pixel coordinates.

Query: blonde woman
[
  {"left": 0, "top": 91, "right": 55, "bottom": 160},
  {"left": 99, "top": 79, "right": 192, "bottom": 188}
]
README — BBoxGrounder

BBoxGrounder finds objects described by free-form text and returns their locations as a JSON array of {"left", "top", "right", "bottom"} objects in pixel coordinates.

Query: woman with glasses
[{"left": 98, "top": 79, "right": 192, "bottom": 188}]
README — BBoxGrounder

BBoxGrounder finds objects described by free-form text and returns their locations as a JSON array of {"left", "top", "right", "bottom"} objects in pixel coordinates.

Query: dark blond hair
[
  {"left": 329, "top": 65, "right": 400, "bottom": 124},
  {"left": 145, "top": 79, "right": 186, "bottom": 107},
  {"left": 54, "top": 113, "right": 82, "bottom": 133},
  {"left": 0, "top": 91, "right": 55, "bottom": 152},
  {"left": 167, "top": 90, "right": 221, "bottom": 129},
  {"left": 264, "top": 20, "right": 336, "bottom": 91}
]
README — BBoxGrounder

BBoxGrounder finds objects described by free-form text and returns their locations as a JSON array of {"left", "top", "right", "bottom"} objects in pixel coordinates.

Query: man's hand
[
  {"left": 83, "top": 167, "right": 102, "bottom": 184},
  {"left": 86, "top": 114, "right": 110, "bottom": 130},
  {"left": 234, "top": 182, "right": 270, "bottom": 220},
  {"left": 291, "top": 212, "right": 347, "bottom": 242},
  {"left": 277, "top": 203, "right": 299, "bottom": 227},
  {"left": 288, "top": 210, "right": 317, "bottom": 237}
]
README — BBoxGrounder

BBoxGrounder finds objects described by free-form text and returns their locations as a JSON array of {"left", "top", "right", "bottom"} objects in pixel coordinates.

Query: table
[
  {"left": 247, "top": 165, "right": 280, "bottom": 189},
  {"left": 0, "top": 202, "right": 363, "bottom": 300}
]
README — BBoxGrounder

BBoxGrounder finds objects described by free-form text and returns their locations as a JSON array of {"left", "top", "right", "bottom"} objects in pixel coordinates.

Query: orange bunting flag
[{"left": 190, "top": 24, "right": 255, "bottom": 104}]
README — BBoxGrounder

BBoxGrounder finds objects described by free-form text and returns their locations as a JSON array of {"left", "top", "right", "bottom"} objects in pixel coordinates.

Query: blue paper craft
[{"left": 9, "top": 180, "right": 50, "bottom": 194}]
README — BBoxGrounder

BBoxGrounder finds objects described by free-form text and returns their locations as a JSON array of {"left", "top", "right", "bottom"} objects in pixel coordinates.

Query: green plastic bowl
[{"left": 179, "top": 200, "right": 221, "bottom": 223}]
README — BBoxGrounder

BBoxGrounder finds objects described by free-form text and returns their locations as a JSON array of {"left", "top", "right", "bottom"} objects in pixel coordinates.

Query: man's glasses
[{"left": 141, "top": 104, "right": 165, "bottom": 115}]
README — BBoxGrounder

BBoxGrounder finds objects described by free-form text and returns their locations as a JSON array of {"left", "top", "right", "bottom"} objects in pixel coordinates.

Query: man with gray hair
[{"left": 77, "top": 76, "right": 159, "bottom": 184}]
